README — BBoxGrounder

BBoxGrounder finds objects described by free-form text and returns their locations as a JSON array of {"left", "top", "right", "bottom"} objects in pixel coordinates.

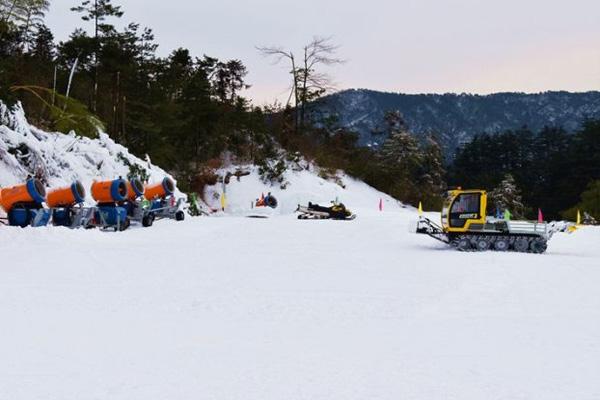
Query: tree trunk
[
  {"left": 290, "top": 55, "right": 299, "bottom": 135},
  {"left": 92, "top": 0, "right": 98, "bottom": 112}
]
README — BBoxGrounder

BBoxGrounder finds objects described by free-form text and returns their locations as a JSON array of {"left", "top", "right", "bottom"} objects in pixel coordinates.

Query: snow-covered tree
[
  {"left": 417, "top": 135, "right": 446, "bottom": 208},
  {"left": 378, "top": 111, "right": 421, "bottom": 171},
  {"left": 375, "top": 111, "right": 425, "bottom": 204},
  {"left": 489, "top": 174, "right": 525, "bottom": 218}
]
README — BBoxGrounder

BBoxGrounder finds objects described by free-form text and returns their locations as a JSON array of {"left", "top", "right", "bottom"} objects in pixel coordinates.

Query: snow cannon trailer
[
  {"left": 47, "top": 181, "right": 87, "bottom": 227},
  {"left": 138, "top": 177, "right": 185, "bottom": 226},
  {"left": 0, "top": 179, "right": 50, "bottom": 227},
  {"left": 119, "top": 178, "right": 154, "bottom": 226},
  {"left": 90, "top": 178, "right": 131, "bottom": 231},
  {"left": 415, "top": 188, "right": 567, "bottom": 253}
]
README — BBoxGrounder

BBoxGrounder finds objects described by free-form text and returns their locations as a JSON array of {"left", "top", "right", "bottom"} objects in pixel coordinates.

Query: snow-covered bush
[{"left": 0, "top": 101, "right": 180, "bottom": 203}]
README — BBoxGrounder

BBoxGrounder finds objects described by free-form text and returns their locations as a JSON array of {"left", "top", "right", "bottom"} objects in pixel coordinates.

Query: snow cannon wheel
[
  {"left": 529, "top": 238, "right": 547, "bottom": 254},
  {"left": 455, "top": 237, "right": 471, "bottom": 251},
  {"left": 142, "top": 212, "right": 155, "bottom": 227},
  {"left": 494, "top": 238, "right": 510, "bottom": 251},
  {"left": 475, "top": 238, "right": 490, "bottom": 251},
  {"left": 513, "top": 237, "right": 529, "bottom": 253},
  {"left": 175, "top": 210, "right": 185, "bottom": 221},
  {"left": 117, "top": 217, "right": 131, "bottom": 231}
]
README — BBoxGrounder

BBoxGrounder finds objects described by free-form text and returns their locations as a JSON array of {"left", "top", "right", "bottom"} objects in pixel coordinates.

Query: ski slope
[
  {"left": 1, "top": 207, "right": 599, "bottom": 400},
  {"left": 204, "top": 165, "right": 407, "bottom": 215}
]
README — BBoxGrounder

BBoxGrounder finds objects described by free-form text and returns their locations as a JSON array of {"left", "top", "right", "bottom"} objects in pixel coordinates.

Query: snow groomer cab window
[{"left": 449, "top": 193, "right": 481, "bottom": 228}]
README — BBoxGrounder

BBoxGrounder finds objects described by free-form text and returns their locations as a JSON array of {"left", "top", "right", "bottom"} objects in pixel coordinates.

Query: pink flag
[
  {"left": 538, "top": 208, "right": 543, "bottom": 223},
  {"left": 379, "top": 198, "right": 383, "bottom": 211}
]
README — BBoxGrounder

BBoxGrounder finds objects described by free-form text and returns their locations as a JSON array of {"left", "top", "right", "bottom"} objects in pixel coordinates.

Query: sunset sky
[{"left": 47, "top": 0, "right": 600, "bottom": 104}]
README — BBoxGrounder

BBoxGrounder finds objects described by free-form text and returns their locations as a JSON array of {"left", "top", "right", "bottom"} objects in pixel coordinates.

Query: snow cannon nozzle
[
  {"left": 0, "top": 179, "right": 46, "bottom": 212},
  {"left": 47, "top": 181, "right": 86, "bottom": 207},
  {"left": 127, "top": 178, "right": 145, "bottom": 200},
  {"left": 91, "top": 178, "right": 128, "bottom": 203},
  {"left": 144, "top": 177, "right": 175, "bottom": 200}
]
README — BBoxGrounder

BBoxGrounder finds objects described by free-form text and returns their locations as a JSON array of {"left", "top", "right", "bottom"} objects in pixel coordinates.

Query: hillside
[
  {"left": 0, "top": 101, "right": 179, "bottom": 204},
  {"left": 313, "top": 89, "right": 600, "bottom": 154},
  {"left": 203, "top": 164, "right": 406, "bottom": 215}
]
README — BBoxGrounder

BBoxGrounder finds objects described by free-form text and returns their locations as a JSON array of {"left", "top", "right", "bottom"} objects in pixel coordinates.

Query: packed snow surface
[
  {"left": 2, "top": 101, "right": 599, "bottom": 399},
  {"left": 1, "top": 206, "right": 599, "bottom": 399}
]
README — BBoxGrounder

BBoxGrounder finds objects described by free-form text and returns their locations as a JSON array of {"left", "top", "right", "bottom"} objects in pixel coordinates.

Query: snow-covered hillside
[
  {"left": 204, "top": 164, "right": 408, "bottom": 215},
  {"left": 0, "top": 101, "right": 178, "bottom": 203}
]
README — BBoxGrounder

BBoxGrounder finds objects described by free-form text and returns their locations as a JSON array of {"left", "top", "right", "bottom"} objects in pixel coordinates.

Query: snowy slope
[
  {"left": 0, "top": 101, "right": 180, "bottom": 204},
  {"left": 1, "top": 211, "right": 598, "bottom": 400},
  {"left": 2, "top": 101, "right": 599, "bottom": 400},
  {"left": 204, "top": 165, "right": 408, "bottom": 215}
]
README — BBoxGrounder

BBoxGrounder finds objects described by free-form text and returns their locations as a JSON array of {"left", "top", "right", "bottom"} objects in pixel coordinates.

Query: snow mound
[
  {"left": 0, "top": 101, "right": 180, "bottom": 205},
  {"left": 204, "top": 164, "right": 412, "bottom": 216}
]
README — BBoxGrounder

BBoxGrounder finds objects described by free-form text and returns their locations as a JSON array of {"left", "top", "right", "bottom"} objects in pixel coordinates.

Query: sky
[{"left": 46, "top": 0, "right": 600, "bottom": 105}]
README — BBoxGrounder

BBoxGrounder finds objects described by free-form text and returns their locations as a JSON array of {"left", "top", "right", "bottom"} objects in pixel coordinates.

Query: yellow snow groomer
[{"left": 415, "top": 188, "right": 567, "bottom": 253}]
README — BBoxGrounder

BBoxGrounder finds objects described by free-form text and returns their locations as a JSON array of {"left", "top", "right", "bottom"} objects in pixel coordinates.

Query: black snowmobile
[{"left": 296, "top": 201, "right": 356, "bottom": 220}]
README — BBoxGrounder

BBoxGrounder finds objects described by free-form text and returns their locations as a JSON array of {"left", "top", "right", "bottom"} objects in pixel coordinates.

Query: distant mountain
[{"left": 312, "top": 89, "right": 600, "bottom": 156}]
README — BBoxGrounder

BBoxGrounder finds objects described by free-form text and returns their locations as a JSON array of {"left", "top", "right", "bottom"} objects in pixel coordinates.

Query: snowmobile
[
  {"left": 415, "top": 188, "right": 574, "bottom": 253},
  {"left": 296, "top": 201, "right": 356, "bottom": 220}
]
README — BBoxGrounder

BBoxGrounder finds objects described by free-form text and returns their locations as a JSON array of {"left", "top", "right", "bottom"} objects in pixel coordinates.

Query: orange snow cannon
[
  {"left": 47, "top": 181, "right": 86, "bottom": 208},
  {"left": 144, "top": 177, "right": 175, "bottom": 200},
  {"left": 91, "top": 178, "right": 128, "bottom": 203},
  {"left": 0, "top": 179, "right": 46, "bottom": 212},
  {"left": 126, "top": 178, "right": 145, "bottom": 201}
]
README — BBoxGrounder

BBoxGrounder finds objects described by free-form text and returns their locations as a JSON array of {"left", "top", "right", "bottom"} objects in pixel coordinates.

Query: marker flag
[{"left": 220, "top": 192, "right": 227, "bottom": 211}]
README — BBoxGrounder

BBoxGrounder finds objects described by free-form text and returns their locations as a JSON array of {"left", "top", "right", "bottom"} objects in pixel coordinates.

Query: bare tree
[{"left": 257, "top": 36, "right": 343, "bottom": 133}]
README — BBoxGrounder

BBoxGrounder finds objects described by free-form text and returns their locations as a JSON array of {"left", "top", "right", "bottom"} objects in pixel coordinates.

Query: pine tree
[
  {"left": 377, "top": 111, "right": 424, "bottom": 204},
  {"left": 70, "top": 0, "right": 123, "bottom": 111},
  {"left": 418, "top": 135, "right": 445, "bottom": 208},
  {"left": 561, "top": 180, "right": 600, "bottom": 222},
  {"left": 489, "top": 174, "right": 525, "bottom": 218}
]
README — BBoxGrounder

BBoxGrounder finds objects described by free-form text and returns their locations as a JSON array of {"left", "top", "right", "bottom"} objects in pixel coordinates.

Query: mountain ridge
[{"left": 312, "top": 89, "right": 600, "bottom": 155}]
